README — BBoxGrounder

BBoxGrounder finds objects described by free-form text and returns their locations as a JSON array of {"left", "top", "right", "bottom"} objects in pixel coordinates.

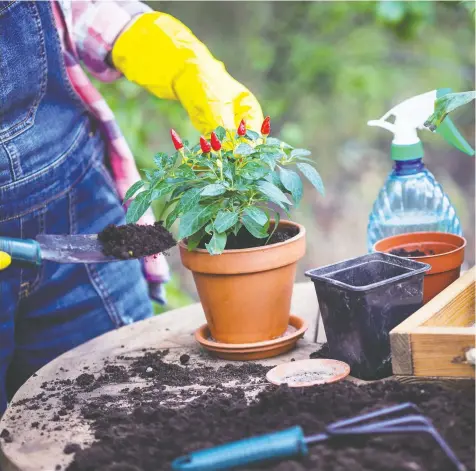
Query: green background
[{"left": 93, "top": 1, "right": 475, "bottom": 312}]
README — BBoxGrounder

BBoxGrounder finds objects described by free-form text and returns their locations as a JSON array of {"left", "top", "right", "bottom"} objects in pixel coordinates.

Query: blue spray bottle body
[
  {"left": 367, "top": 158, "right": 462, "bottom": 251},
  {"left": 367, "top": 89, "right": 473, "bottom": 252}
]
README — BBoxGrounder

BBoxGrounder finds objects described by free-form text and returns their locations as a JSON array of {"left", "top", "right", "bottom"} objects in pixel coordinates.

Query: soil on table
[
  {"left": 199, "top": 225, "right": 300, "bottom": 250},
  {"left": 98, "top": 222, "right": 176, "bottom": 259},
  {"left": 4, "top": 349, "right": 473, "bottom": 471},
  {"left": 391, "top": 248, "right": 435, "bottom": 257}
]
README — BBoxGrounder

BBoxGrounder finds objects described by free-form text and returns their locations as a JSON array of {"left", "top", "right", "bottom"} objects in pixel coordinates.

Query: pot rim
[
  {"left": 373, "top": 231, "right": 467, "bottom": 259},
  {"left": 178, "top": 219, "right": 305, "bottom": 254}
]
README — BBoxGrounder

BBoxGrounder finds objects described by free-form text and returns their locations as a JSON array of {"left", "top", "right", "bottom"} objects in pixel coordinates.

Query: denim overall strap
[
  {"left": 0, "top": 0, "right": 91, "bottom": 221},
  {"left": 0, "top": 1, "right": 153, "bottom": 416}
]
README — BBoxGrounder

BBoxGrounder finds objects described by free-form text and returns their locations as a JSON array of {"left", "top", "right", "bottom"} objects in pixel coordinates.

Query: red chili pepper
[
  {"left": 237, "top": 119, "right": 246, "bottom": 136},
  {"left": 170, "top": 129, "right": 184, "bottom": 150},
  {"left": 200, "top": 136, "right": 211, "bottom": 153},
  {"left": 210, "top": 132, "right": 222, "bottom": 151},
  {"left": 261, "top": 116, "right": 271, "bottom": 136}
]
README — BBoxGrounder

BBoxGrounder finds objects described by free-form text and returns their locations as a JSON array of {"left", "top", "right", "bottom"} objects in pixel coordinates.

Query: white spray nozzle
[{"left": 369, "top": 90, "right": 438, "bottom": 146}]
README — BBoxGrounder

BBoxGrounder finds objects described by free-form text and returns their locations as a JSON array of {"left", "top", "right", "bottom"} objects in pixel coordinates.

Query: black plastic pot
[{"left": 305, "top": 253, "right": 430, "bottom": 380}]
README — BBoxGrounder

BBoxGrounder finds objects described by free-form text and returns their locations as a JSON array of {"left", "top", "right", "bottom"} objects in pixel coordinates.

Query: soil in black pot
[
  {"left": 98, "top": 222, "right": 176, "bottom": 259},
  {"left": 391, "top": 248, "right": 435, "bottom": 257}
]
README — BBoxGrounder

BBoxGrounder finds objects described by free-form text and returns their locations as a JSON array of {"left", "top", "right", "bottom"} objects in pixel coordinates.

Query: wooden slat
[
  {"left": 411, "top": 330, "right": 475, "bottom": 378},
  {"left": 390, "top": 267, "right": 475, "bottom": 378},
  {"left": 390, "top": 332, "right": 413, "bottom": 375},
  {"left": 391, "top": 267, "right": 475, "bottom": 333}
]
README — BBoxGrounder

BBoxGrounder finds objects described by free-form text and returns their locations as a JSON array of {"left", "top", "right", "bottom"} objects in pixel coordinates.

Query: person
[{"left": 0, "top": 0, "right": 263, "bottom": 416}]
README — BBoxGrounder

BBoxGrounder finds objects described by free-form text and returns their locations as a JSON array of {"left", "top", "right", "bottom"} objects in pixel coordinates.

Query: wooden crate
[{"left": 390, "top": 267, "right": 475, "bottom": 378}]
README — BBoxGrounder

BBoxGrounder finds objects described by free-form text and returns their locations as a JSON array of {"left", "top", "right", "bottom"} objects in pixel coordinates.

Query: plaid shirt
[{"left": 52, "top": 0, "right": 170, "bottom": 291}]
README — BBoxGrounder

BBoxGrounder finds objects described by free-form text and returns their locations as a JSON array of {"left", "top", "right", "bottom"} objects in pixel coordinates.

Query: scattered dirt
[
  {"left": 5, "top": 349, "right": 474, "bottom": 471},
  {"left": 67, "top": 380, "right": 474, "bottom": 471},
  {"left": 310, "top": 343, "right": 330, "bottom": 359},
  {"left": 391, "top": 248, "right": 435, "bottom": 257},
  {"left": 64, "top": 444, "right": 82, "bottom": 455},
  {"left": 98, "top": 222, "right": 176, "bottom": 259},
  {"left": 179, "top": 354, "right": 190, "bottom": 365}
]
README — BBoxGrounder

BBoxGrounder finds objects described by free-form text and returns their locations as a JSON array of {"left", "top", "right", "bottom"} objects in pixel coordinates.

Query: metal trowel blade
[{"left": 36, "top": 234, "right": 117, "bottom": 264}]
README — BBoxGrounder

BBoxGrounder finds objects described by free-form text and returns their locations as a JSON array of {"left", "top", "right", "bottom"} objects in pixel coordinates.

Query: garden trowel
[{"left": 0, "top": 234, "right": 129, "bottom": 265}]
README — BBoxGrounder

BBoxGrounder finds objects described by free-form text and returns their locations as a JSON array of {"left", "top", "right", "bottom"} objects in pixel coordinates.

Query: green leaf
[
  {"left": 293, "top": 156, "right": 315, "bottom": 164},
  {"left": 297, "top": 163, "right": 325, "bottom": 196},
  {"left": 266, "top": 212, "right": 281, "bottom": 245},
  {"left": 260, "top": 150, "right": 283, "bottom": 170},
  {"left": 243, "top": 206, "right": 268, "bottom": 225},
  {"left": 265, "top": 171, "right": 286, "bottom": 192},
  {"left": 151, "top": 183, "right": 175, "bottom": 200},
  {"left": 178, "top": 187, "right": 202, "bottom": 213},
  {"left": 214, "top": 126, "right": 226, "bottom": 141},
  {"left": 424, "top": 91, "right": 476, "bottom": 131},
  {"left": 279, "top": 167, "right": 303, "bottom": 205},
  {"left": 222, "top": 159, "right": 235, "bottom": 181},
  {"left": 245, "top": 130, "right": 260, "bottom": 140},
  {"left": 256, "top": 181, "right": 293, "bottom": 205},
  {"left": 179, "top": 204, "right": 218, "bottom": 239},
  {"left": 125, "top": 190, "right": 151, "bottom": 223},
  {"left": 266, "top": 137, "right": 293, "bottom": 150},
  {"left": 232, "top": 223, "right": 241, "bottom": 237},
  {"left": 165, "top": 204, "right": 180, "bottom": 229},
  {"left": 214, "top": 210, "right": 239, "bottom": 233},
  {"left": 173, "top": 164, "right": 196, "bottom": 179},
  {"left": 241, "top": 161, "right": 270, "bottom": 180},
  {"left": 205, "top": 231, "right": 227, "bottom": 255},
  {"left": 154, "top": 152, "right": 170, "bottom": 169},
  {"left": 187, "top": 229, "right": 205, "bottom": 251},
  {"left": 234, "top": 143, "right": 254, "bottom": 156},
  {"left": 201, "top": 183, "right": 227, "bottom": 196},
  {"left": 291, "top": 148, "right": 311, "bottom": 159},
  {"left": 242, "top": 207, "right": 269, "bottom": 239},
  {"left": 123, "top": 180, "right": 144, "bottom": 202}
]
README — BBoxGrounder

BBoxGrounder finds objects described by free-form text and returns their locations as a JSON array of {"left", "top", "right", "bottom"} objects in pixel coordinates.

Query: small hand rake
[{"left": 172, "top": 402, "right": 465, "bottom": 471}]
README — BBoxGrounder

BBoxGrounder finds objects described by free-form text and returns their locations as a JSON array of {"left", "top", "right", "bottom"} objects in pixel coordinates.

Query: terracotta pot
[
  {"left": 374, "top": 232, "right": 466, "bottom": 304},
  {"left": 179, "top": 220, "right": 306, "bottom": 344}
]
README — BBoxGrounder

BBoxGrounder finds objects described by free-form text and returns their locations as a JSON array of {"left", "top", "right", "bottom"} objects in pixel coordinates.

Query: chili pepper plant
[{"left": 124, "top": 118, "right": 324, "bottom": 255}]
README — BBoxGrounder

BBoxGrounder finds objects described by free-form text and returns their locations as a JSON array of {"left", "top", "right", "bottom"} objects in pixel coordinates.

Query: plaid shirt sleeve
[{"left": 65, "top": 0, "right": 152, "bottom": 82}]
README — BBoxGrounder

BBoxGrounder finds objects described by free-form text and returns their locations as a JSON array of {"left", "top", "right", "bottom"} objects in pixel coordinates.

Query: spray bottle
[{"left": 367, "top": 88, "right": 474, "bottom": 251}]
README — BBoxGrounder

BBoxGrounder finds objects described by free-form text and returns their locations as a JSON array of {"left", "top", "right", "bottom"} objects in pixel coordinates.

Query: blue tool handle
[
  {"left": 171, "top": 426, "right": 308, "bottom": 471},
  {"left": 0, "top": 237, "right": 42, "bottom": 266}
]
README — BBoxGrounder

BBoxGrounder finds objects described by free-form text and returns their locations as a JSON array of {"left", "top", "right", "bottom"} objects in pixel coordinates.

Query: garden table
[{"left": 0, "top": 282, "right": 325, "bottom": 471}]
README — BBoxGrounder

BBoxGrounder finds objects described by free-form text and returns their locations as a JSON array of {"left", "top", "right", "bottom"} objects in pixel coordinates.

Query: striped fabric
[{"left": 52, "top": 0, "right": 170, "bottom": 286}]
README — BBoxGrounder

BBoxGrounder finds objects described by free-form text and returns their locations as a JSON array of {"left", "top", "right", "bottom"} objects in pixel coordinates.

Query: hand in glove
[{"left": 112, "top": 12, "right": 264, "bottom": 134}]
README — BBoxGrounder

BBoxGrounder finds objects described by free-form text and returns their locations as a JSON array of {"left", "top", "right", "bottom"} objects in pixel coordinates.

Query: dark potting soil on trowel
[
  {"left": 4, "top": 350, "right": 474, "bottom": 471},
  {"left": 98, "top": 222, "right": 176, "bottom": 259}
]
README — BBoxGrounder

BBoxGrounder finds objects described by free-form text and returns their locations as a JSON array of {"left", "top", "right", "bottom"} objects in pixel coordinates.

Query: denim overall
[{"left": 0, "top": 1, "right": 152, "bottom": 415}]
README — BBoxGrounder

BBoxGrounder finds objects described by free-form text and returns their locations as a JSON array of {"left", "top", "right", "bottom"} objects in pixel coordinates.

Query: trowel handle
[
  {"left": 0, "top": 237, "right": 42, "bottom": 266},
  {"left": 171, "top": 426, "right": 308, "bottom": 471}
]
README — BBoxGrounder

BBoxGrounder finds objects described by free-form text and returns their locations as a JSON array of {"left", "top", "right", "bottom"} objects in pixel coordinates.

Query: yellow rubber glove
[
  {"left": 112, "top": 13, "right": 264, "bottom": 134},
  {"left": 0, "top": 252, "right": 11, "bottom": 270}
]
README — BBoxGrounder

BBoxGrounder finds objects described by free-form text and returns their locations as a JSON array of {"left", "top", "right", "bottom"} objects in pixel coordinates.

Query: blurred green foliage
[{"left": 93, "top": 1, "right": 475, "bottom": 311}]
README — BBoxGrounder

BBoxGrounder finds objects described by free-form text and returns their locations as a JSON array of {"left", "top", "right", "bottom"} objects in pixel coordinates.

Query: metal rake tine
[
  {"left": 365, "top": 424, "right": 466, "bottom": 471},
  {"left": 327, "top": 421, "right": 466, "bottom": 471},
  {"left": 328, "top": 414, "right": 433, "bottom": 435},
  {"left": 327, "top": 402, "right": 422, "bottom": 432}
]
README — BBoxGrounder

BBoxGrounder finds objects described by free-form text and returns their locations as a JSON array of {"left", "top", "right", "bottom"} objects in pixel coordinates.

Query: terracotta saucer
[
  {"left": 195, "top": 315, "right": 308, "bottom": 361},
  {"left": 266, "top": 358, "right": 350, "bottom": 387}
]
